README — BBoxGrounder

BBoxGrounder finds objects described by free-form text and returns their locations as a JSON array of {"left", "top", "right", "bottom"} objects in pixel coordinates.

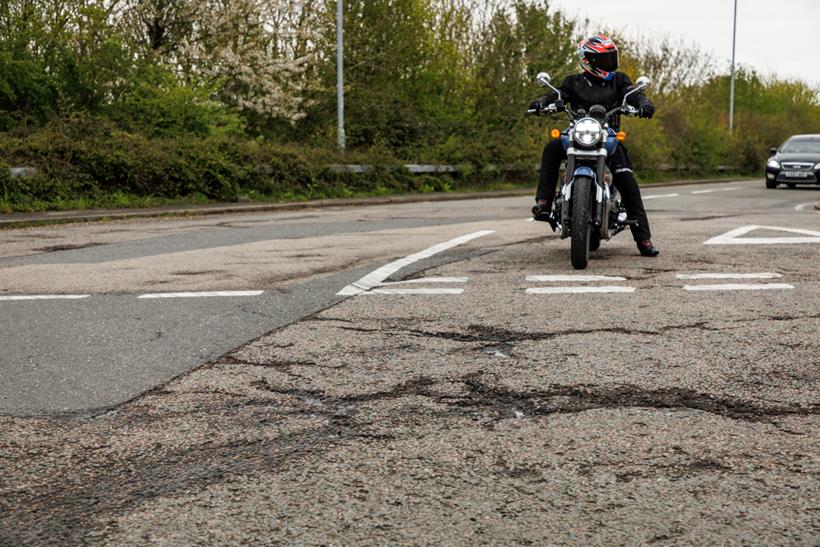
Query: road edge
[{"left": 1, "top": 177, "right": 756, "bottom": 229}]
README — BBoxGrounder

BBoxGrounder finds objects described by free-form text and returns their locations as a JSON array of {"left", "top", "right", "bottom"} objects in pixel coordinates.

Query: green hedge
[{"left": 0, "top": 118, "right": 514, "bottom": 212}]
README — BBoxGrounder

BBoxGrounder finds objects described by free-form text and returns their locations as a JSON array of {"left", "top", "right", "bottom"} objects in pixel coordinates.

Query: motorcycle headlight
[
  {"left": 767, "top": 159, "right": 780, "bottom": 169},
  {"left": 572, "top": 118, "right": 603, "bottom": 147}
]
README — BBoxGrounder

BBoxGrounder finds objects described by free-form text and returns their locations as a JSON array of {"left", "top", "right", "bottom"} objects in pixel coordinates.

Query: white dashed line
[
  {"left": 794, "top": 203, "right": 816, "bottom": 211},
  {"left": 526, "top": 286, "right": 636, "bottom": 295},
  {"left": 527, "top": 275, "right": 627, "bottom": 282},
  {"left": 337, "top": 230, "right": 494, "bottom": 296},
  {"left": 137, "top": 291, "right": 264, "bottom": 299},
  {"left": 690, "top": 188, "right": 738, "bottom": 195},
  {"left": 683, "top": 284, "right": 794, "bottom": 292},
  {"left": 363, "top": 288, "right": 464, "bottom": 295},
  {"left": 0, "top": 295, "right": 90, "bottom": 301},
  {"left": 643, "top": 193, "right": 679, "bottom": 200},
  {"left": 379, "top": 277, "right": 468, "bottom": 285},
  {"left": 676, "top": 273, "right": 782, "bottom": 280}
]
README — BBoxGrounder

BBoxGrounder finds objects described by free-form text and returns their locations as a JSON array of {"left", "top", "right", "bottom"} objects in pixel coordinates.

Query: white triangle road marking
[{"left": 704, "top": 225, "right": 820, "bottom": 245}]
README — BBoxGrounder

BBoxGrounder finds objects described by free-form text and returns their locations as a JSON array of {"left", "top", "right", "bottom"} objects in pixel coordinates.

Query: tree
[{"left": 119, "top": 0, "right": 318, "bottom": 123}]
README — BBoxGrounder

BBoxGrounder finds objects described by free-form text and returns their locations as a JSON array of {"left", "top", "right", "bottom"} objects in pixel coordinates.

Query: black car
[{"left": 766, "top": 134, "right": 820, "bottom": 189}]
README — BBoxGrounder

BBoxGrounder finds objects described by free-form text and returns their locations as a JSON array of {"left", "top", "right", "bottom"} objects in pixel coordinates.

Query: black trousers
[{"left": 535, "top": 139, "right": 652, "bottom": 242}]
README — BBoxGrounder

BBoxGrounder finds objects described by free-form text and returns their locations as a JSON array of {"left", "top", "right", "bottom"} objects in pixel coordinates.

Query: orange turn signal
[
  {"left": 550, "top": 129, "right": 561, "bottom": 139},
  {"left": 617, "top": 131, "right": 627, "bottom": 141}
]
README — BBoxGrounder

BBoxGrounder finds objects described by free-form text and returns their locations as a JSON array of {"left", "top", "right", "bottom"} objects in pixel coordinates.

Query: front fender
[
  {"left": 562, "top": 166, "right": 596, "bottom": 203},
  {"left": 573, "top": 166, "right": 596, "bottom": 180}
]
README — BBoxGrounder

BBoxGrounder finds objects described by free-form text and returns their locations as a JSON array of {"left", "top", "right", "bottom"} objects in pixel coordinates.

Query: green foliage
[
  {"left": 0, "top": 0, "right": 819, "bottom": 212},
  {"left": 111, "top": 65, "right": 245, "bottom": 138},
  {"left": 0, "top": 117, "right": 245, "bottom": 206},
  {"left": 0, "top": 51, "right": 59, "bottom": 128}
]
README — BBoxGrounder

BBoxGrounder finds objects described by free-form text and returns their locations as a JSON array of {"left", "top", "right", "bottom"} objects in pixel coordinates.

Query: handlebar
[
  {"left": 529, "top": 103, "right": 640, "bottom": 122},
  {"left": 526, "top": 102, "right": 576, "bottom": 118}
]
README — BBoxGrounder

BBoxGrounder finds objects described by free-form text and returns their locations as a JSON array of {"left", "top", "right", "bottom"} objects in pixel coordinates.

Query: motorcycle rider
[{"left": 530, "top": 34, "right": 659, "bottom": 257}]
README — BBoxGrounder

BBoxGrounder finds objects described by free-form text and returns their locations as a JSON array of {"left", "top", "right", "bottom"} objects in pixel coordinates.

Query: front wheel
[
  {"left": 589, "top": 232, "right": 601, "bottom": 252},
  {"left": 765, "top": 179, "right": 777, "bottom": 189},
  {"left": 570, "top": 176, "right": 593, "bottom": 270}
]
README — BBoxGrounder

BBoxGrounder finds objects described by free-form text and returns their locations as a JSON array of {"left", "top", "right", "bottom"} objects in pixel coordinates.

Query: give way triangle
[{"left": 704, "top": 225, "right": 820, "bottom": 245}]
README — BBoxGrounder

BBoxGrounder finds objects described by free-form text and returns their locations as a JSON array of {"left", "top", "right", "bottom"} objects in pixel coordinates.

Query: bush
[
  {"left": 111, "top": 65, "right": 244, "bottom": 139},
  {"left": 0, "top": 117, "right": 245, "bottom": 206},
  {"left": 0, "top": 118, "right": 495, "bottom": 211}
]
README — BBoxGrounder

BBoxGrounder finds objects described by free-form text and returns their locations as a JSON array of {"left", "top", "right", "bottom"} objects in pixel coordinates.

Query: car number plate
[{"left": 784, "top": 171, "right": 809, "bottom": 178}]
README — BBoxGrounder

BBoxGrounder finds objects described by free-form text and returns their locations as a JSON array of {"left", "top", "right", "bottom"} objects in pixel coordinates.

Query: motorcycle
[{"left": 527, "top": 72, "right": 651, "bottom": 270}]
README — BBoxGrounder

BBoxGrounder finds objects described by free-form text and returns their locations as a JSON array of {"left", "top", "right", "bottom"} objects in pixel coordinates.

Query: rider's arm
[
  {"left": 530, "top": 76, "right": 574, "bottom": 111},
  {"left": 619, "top": 73, "right": 655, "bottom": 118}
]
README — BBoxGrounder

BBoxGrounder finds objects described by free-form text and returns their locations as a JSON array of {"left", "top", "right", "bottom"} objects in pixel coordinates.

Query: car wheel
[{"left": 766, "top": 179, "right": 777, "bottom": 189}]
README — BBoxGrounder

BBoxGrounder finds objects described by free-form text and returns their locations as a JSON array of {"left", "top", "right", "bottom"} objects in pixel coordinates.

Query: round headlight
[
  {"left": 767, "top": 159, "right": 780, "bottom": 169},
  {"left": 572, "top": 118, "right": 603, "bottom": 147}
]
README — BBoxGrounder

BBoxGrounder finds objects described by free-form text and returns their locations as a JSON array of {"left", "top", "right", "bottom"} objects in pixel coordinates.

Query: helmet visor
[{"left": 588, "top": 50, "right": 618, "bottom": 73}]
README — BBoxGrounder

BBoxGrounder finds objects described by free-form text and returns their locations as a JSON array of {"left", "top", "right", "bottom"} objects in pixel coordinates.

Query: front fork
[{"left": 556, "top": 155, "right": 610, "bottom": 240}]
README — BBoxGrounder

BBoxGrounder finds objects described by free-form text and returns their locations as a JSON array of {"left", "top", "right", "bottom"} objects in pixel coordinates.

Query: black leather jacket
[{"left": 534, "top": 72, "right": 654, "bottom": 130}]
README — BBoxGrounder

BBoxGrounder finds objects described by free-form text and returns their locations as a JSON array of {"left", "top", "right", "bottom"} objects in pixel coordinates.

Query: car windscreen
[{"left": 780, "top": 140, "right": 820, "bottom": 154}]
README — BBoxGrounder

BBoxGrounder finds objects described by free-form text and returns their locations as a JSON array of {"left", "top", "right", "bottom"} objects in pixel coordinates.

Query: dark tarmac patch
[
  {"left": 336, "top": 321, "right": 720, "bottom": 343},
  {"left": 171, "top": 269, "right": 229, "bottom": 276},
  {"left": 679, "top": 215, "right": 741, "bottom": 222},
  {"left": 448, "top": 376, "right": 819, "bottom": 422},
  {"left": 35, "top": 242, "right": 104, "bottom": 253}
]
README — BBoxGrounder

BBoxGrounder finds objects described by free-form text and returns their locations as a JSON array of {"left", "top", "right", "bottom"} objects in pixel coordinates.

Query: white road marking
[
  {"left": 683, "top": 283, "right": 794, "bottom": 292},
  {"left": 363, "top": 288, "right": 464, "bottom": 295},
  {"left": 690, "top": 188, "right": 738, "bottom": 195},
  {"left": 794, "top": 202, "right": 818, "bottom": 212},
  {"left": 137, "top": 291, "right": 264, "bottom": 299},
  {"left": 526, "top": 286, "right": 636, "bottom": 295},
  {"left": 676, "top": 273, "right": 783, "bottom": 280},
  {"left": 337, "top": 230, "right": 494, "bottom": 296},
  {"left": 527, "top": 275, "right": 627, "bottom": 282},
  {"left": 643, "top": 193, "right": 679, "bottom": 200},
  {"left": 704, "top": 225, "right": 820, "bottom": 245},
  {"left": 0, "top": 295, "right": 90, "bottom": 301},
  {"left": 379, "top": 277, "right": 468, "bottom": 285}
]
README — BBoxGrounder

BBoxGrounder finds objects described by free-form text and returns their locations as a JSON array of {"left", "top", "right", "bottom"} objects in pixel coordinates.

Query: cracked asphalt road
[{"left": 1, "top": 180, "right": 819, "bottom": 545}]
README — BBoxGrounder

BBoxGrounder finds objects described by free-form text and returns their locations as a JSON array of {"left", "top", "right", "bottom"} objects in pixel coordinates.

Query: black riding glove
[
  {"left": 529, "top": 98, "right": 546, "bottom": 112},
  {"left": 638, "top": 100, "right": 655, "bottom": 119}
]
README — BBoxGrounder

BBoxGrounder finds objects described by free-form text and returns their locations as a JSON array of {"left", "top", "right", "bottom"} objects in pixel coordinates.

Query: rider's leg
[
  {"left": 612, "top": 169, "right": 652, "bottom": 241},
  {"left": 609, "top": 144, "right": 658, "bottom": 256},
  {"left": 535, "top": 138, "right": 567, "bottom": 210}
]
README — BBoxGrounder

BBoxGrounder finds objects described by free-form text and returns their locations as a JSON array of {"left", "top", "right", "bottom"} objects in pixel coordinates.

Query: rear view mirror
[
  {"left": 635, "top": 76, "right": 651, "bottom": 89},
  {"left": 769, "top": 147, "right": 778, "bottom": 156},
  {"left": 536, "top": 72, "right": 551, "bottom": 88}
]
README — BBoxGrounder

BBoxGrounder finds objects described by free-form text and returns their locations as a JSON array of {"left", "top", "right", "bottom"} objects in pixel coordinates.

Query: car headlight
[
  {"left": 767, "top": 159, "right": 780, "bottom": 169},
  {"left": 814, "top": 162, "right": 820, "bottom": 170},
  {"left": 572, "top": 118, "right": 603, "bottom": 147}
]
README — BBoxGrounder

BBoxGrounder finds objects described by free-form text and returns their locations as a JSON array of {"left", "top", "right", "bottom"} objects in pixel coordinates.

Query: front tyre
[
  {"left": 590, "top": 232, "right": 601, "bottom": 252},
  {"left": 765, "top": 179, "right": 777, "bottom": 189},
  {"left": 570, "top": 176, "right": 593, "bottom": 270}
]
